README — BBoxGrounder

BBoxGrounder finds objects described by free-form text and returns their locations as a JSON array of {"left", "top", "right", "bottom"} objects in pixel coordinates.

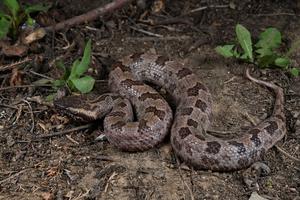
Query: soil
[{"left": 0, "top": 1, "right": 299, "bottom": 200}]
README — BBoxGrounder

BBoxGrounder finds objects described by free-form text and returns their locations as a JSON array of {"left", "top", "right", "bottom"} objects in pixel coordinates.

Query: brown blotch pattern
[
  {"left": 205, "top": 141, "right": 221, "bottom": 154},
  {"left": 264, "top": 121, "right": 278, "bottom": 135},
  {"left": 155, "top": 56, "right": 169, "bottom": 66},
  {"left": 195, "top": 99, "right": 207, "bottom": 112},
  {"left": 139, "top": 92, "right": 162, "bottom": 101},
  {"left": 145, "top": 106, "right": 166, "bottom": 120},
  {"left": 109, "top": 111, "right": 126, "bottom": 117},
  {"left": 118, "top": 102, "right": 127, "bottom": 108},
  {"left": 184, "top": 144, "right": 193, "bottom": 156},
  {"left": 180, "top": 107, "right": 193, "bottom": 115},
  {"left": 228, "top": 141, "right": 246, "bottom": 154},
  {"left": 178, "top": 127, "right": 192, "bottom": 139},
  {"left": 201, "top": 155, "right": 220, "bottom": 166},
  {"left": 130, "top": 53, "right": 143, "bottom": 63},
  {"left": 187, "top": 119, "right": 198, "bottom": 128},
  {"left": 187, "top": 82, "right": 207, "bottom": 96},
  {"left": 249, "top": 129, "right": 262, "bottom": 147},
  {"left": 177, "top": 68, "right": 192, "bottom": 79},
  {"left": 138, "top": 119, "right": 151, "bottom": 133},
  {"left": 121, "top": 79, "right": 144, "bottom": 87}
]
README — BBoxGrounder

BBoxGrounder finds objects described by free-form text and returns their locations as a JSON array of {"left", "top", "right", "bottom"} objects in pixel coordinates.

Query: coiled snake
[{"left": 54, "top": 53, "right": 286, "bottom": 171}]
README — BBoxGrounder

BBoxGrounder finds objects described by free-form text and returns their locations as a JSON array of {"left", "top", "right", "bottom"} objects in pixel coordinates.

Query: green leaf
[
  {"left": 274, "top": 57, "right": 290, "bottom": 68},
  {"left": 71, "top": 76, "right": 95, "bottom": 93},
  {"left": 255, "top": 48, "right": 273, "bottom": 57},
  {"left": 32, "top": 78, "right": 52, "bottom": 85},
  {"left": 235, "top": 24, "right": 253, "bottom": 62},
  {"left": 257, "top": 54, "right": 277, "bottom": 68},
  {"left": 0, "top": 12, "right": 12, "bottom": 19},
  {"left": 290, "top": 68, "right": 299, "bottom": 77},
  {"left": 255, "top": 28, "right": 281, "bottom": 50},
  {"left": 75, "top": 39, "right": 92, "bottom": 76},
  {"left": 46, "top": 93, "right": 55, "bottom": 102},
  {"left": 233, "top": 48, "right": 240, "bottom": 58},
  {"left": 25, "top": 16, "right": 35, "bottom": 26},
  {"left": 215, "top": 45, "right": 235, "bottom": 58},
  {"left": 24, "top": 3, "right": 51, "bottom": 15},
  {"left": 4, "top": 0, "right": 20, "bottom": 19},
  {"left": 0, "top": 17, "right": 11, "bottom": 39},
  {"left": 69, "top": 59, "right": 80, "bottom": 79},
  {"left": 53, "top": 79, "right": 66, "bottom": 87}
]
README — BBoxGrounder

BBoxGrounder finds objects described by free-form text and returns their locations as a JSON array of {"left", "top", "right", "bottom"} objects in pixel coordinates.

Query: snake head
[{"left": 53, "top": 95, "right": 101, "bottom": 122}]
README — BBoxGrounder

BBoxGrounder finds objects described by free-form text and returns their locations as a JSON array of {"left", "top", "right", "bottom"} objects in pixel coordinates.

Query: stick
[
  {"left": 33, "top": 124, "right": 93, "bottom": 140},
  {"left": 45, "top": 0, "right": 133, "bottom": 32}
]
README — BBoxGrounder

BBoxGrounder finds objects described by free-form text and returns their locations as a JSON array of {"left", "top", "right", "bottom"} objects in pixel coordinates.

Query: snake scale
[{"left": 54, "top": 52, "right": 286, "bottom": 171}]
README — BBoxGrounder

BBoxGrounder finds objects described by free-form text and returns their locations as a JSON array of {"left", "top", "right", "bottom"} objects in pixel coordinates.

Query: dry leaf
[
  {"left": 2, "top": 43, "right": 28, "bottom": 57},
  {"left": 152, "top": 0, "right": 165, "bottom": 13},
  {"left": 10, "top": 68, "right": 23, "bottom": 86},
  {"left": 23, "top": 28, "right": 46, "bottom": 44}
]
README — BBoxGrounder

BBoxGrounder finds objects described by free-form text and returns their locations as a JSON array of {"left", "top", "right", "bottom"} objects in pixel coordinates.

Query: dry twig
[
  {"left": 275, "top": 145, "right": 300, "bottom": 163},
  {"left": 33, "top": 123, "right": 93, "bottom": 140},
  {"left": 45, "top": 0, "right": 133, "bottom": 32}
]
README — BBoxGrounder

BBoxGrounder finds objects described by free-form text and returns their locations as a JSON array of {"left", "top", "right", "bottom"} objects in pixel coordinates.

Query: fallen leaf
[{"left": 10, "top": 68, "right": 23, "bottom": 86}]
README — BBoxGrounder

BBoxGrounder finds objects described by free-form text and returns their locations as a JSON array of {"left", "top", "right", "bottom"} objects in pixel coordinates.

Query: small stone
[{"left": 248, "top": 192, "right": 268, "bottom": 200}]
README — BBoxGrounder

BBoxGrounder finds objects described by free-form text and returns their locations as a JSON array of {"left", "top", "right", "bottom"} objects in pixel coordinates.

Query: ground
[{"left": 0, "top": 1, "right": 299, "bottom": 200}]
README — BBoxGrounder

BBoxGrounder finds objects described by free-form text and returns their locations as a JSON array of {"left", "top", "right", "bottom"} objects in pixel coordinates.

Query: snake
[{"left": 54, "top": 52, "right": 286, "bottom": 171}]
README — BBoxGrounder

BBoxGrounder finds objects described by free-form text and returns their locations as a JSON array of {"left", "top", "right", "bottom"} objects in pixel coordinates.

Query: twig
[
  {"left": 0, "top": 57, "right": 32, "bottom": 72},
  {"left": 65, "top": 135, "right": 80, "bottom": 144},
  {"left": 33, "top": 124, "right": 93, "bottom": 140},
  {"left": 275, "top": 145, "right": 300, "bottom": 163},
  {"left": 126, "top": 35, "right": 191, "bottom": 42},
  {"left": 242, "top": 112, "right": 258, "bottom": 126},
  {"left": 29, "top": 70, "right": 54, "bottom": 80},
  {"left": 44, "top": 0, "right": 133, "bottom": 32},
  {"left": 0, "top": 103, "right": 18, "bottom": 110},
  {"left": 0, "top": 169, "right": 28, "bottom": 184},
  {"left": 14, "top": 104, "right": 23, "bottom": 126},
  {"left": 0, "top": 84, "right": 52, "bottom": 91},
  {"left": 175, "top": 157, "right": 195, "bottom": 200},
  {"left": 22, "top": 99, "right": 35, "bottom": 133},
  {"left": 129, "top": 26, "right": 163, "bottom": 37},
  {"left": 253, "top": 13, "right": 299, "bottom": 17},
  {"left": 187, "top": 4, "right": 229, "bottom": 15}
]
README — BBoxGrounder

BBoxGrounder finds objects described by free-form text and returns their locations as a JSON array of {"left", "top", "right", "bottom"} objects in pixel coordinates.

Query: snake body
[{"left": 54, "top": 53, "right": 286, "bottom": 171}]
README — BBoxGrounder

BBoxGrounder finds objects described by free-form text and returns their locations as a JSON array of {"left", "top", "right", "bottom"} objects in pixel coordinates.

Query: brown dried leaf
[
  {"left": 9, "top": 68, "right": 23, "bottom": 86},
  {"left": 152, "top": 0, "right": 165, "bottom": 13},
  {"left": 2, "top": 43, "right": 28, "bottom": 57},
  {"left": 23, "top": 28, "right": 46, "bottom": 44}
]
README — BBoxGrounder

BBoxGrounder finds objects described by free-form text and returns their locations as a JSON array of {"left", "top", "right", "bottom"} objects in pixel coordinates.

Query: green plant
[
  {"left": 216, "top": 24, "right": 299, "bottom": 76},
  {"left": 0, "top": 0, "right": 50, "bottom": 39},
  {"left": 53, "top": 39, "right": 95, "bottom": 93}
]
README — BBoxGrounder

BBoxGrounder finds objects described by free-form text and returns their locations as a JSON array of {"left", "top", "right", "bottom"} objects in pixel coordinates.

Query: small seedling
[
  {"left": 216, "top": 24, "right": 299, "bottom": 76},
  {"left": 0, "top": 0, "right": 50, "bottom": 39},
  {"left": 53, "top": 39, "right": 95, "bottom": 94}
]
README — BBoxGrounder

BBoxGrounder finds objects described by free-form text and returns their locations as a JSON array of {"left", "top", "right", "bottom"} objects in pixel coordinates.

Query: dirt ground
[{"left": 0, "top": 1, "right": 300, "bottom": 200}]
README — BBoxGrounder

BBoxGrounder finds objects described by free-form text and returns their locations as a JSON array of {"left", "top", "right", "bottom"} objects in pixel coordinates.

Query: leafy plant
[
  {"left": 216, "top": 24, "right": 299, "bottom": 76},
  {"left": 53, "top": 39, "right": 95, "bottom": 93},
  {"left": 0, "top": 0, "right": 51, "bottom": 39}
]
